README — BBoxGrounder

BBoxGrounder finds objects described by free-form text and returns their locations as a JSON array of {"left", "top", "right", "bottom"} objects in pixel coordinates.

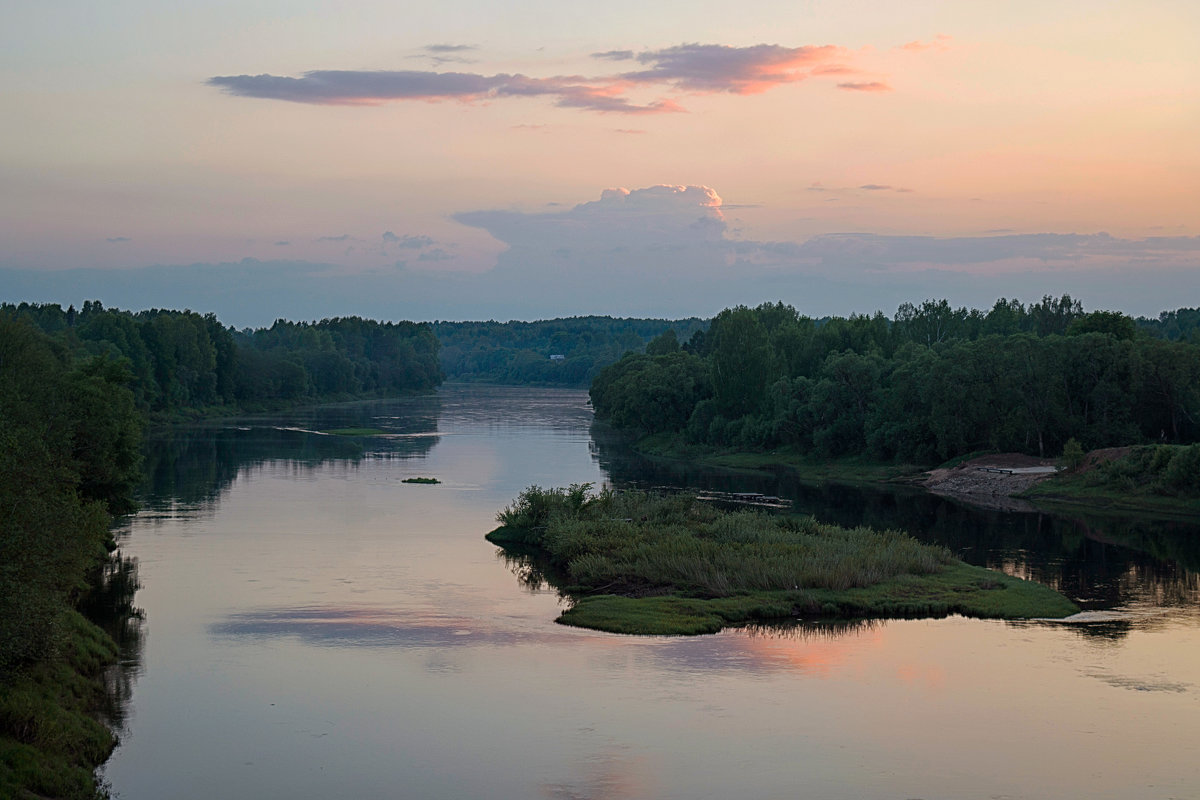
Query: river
[{"left": 101, "top": 384, "right": 1200, "bottom": 799}]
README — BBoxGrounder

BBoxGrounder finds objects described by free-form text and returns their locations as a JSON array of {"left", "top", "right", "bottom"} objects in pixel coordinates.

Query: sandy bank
[{"left": 923, "top": 454, "right": 1061, "bottom": 510}]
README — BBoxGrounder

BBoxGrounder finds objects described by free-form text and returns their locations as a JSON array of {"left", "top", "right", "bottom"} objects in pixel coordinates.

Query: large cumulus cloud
[{"left": 5, "top": 185, "right": 1198, "bottom": 324}]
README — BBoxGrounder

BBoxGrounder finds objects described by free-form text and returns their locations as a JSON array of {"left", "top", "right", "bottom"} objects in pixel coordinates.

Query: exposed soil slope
[{"left": 924, "top": 454, "right": 1061, "bottom": 509}]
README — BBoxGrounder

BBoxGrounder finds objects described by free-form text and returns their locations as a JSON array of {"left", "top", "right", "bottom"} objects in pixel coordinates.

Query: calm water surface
[{"left": 103, "top": 385, "right": 1200, "bottom": 799}]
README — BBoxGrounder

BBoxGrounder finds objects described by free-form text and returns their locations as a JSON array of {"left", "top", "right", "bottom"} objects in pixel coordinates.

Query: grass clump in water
[
  {"left": 488, "top": 485, "right": 1078, "bottom": 635},
  {"left": 402, "top": 477, "right": 440, "bottom": 484}
]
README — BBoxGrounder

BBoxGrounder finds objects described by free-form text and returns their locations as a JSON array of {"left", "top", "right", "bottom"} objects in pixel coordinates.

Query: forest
[
  {"left": 590, "top": 296, "right": 1200, "bottom": 465},
  {"left": 433, "top": 316, "right": 706, "bottom": 387},
  {"left": 0, "top": 304, "right": 442, "bottom": 797},
  {"left": 2, "top": 302, "right": 443, "bottom": 417},
  {"left": 1, "top": 315, "right": 143, "bottom": 797}
]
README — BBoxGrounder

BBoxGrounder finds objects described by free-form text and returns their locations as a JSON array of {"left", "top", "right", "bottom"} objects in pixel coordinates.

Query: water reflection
[
  {"left": 590, "top": 421, "right": 1200, "bottom": 622},
  {"left": 497, "top": 544, "right": 567, "bottom": 595},
  {"left": 103, "top": 386, "right": 1200, "bottom": 799},
  {"left": 210, "top": 606, "right": 552, "bottom": 649},
  {"left": 542, "top": 749, "right": 650, "bottom": 800},
  {"left": 79, "top": 549, "right": 145, "bottom": 734},
  {"left": 138, "top": 396, "right": 442, "bottom": 514}
]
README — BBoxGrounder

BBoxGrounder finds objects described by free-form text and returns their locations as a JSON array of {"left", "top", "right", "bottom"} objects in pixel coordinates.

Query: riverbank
[
  {"left": 632, "top": 433, "right": 925, "bottom": 483},
  {"left": 145, "top": 387, "right": 440, "bottom": 427},
  {"left": 1021, "top": 445, "right": 1200, "bottom": 517},
  {"left": 0, "top": 612, "right": 119, "bottom": 800},
  {"left": 487, "top": 486, "right": 1078, "bottom": 635},
  {"left": 628, "top": 433, "right": 1200, "bottom": 518}
]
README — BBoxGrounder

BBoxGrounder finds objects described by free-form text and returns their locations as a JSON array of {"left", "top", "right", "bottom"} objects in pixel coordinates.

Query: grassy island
[
  {"left": 487, "top": 485, "right": 1078, "bottom": 635},
  {"left": 402, "top": 477, "right": 441, "bottom": 484}
]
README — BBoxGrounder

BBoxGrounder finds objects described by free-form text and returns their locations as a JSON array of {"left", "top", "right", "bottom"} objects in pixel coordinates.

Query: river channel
[{"left": 102, "top": 384, "right": 1200, "bottom": 799}]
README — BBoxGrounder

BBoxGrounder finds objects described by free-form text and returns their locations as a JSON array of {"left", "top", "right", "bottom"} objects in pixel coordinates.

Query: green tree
[
  {"left": 707, "top": 307, "right": 776, "bottom": 417},
  {"left": 645, "top": 328, "right": 680, "bottom": 355},
  {"left": 1068, "top": 310, "right": 1136, "bottom": 340},
  {"left": 1061, "top": 437, "right": 1085, "bottom": 471}
]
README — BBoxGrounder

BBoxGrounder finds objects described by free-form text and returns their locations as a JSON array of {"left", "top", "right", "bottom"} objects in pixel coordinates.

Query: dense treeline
[
  {"left": 2, "top": 302, "right": 442, "bottom": 416},
  {"left": 233, "top": 317, "right": 441, "bottom": 406},
  {"left": 433, "top": 316, "right": 706, "bottom": 387},
  {"left": 591, "top": 297, "right": 1200, "bottom": 464},
  {"left": 0, "top": 316, "right": 141, "bottom": 667},
  {"left": 1, "top": 316, "right": 143, "bottom": 798},
  {"left": 1137, "top": 307, "right": 1200, "bottom": 342}
]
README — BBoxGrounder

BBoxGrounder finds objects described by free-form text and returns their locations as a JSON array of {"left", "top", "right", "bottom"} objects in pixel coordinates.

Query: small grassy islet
[
  {"left": 487, "top": 485, "right": 1078, "bottom": 635},
  {"left": 402, "top": 477, "right": 441, "bottom": 484}
]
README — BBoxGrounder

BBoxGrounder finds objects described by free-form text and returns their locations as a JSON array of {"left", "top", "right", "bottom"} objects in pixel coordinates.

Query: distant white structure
[{"left": 549, "top": 354, "right": 565, "bottom": 361}]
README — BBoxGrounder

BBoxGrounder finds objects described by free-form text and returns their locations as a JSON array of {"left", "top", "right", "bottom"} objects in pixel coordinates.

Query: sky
[{"left": 2, "top": 0, "right": 1198, "bottom": 326}]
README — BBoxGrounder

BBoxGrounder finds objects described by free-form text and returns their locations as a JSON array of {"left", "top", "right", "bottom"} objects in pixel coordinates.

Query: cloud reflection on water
[
  {"left": 210, "top": 606, "right": 550, "bottom": 648},
  {"left": 649, "top": 620, "right": 884, "bottom": 677}
]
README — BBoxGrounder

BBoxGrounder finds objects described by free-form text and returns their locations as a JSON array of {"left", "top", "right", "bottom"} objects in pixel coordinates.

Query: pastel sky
[{"left": 2, "top": 0, "right": 1198, "bottom": 325}]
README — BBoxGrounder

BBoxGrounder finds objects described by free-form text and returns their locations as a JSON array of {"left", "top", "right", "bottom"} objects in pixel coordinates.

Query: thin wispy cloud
[
  {"left": 592, "top": 49, "right": 634, "bottom": 61},
  {"left": 105, "top": 236, "right": 131, "bottom": 243},
  {"left": 811, "top": 65, "right": 859, "bottom": 76},
  {"left": 208, "top": 42, "right": 888, "bottom": 114},
  {"left": 837, "top": 81, "right": 892, "bottom": 92},
  {"left": 859, "top": 184, "right": 913, "bottom": 193},
  {"left": 425, "top": 44, "right": 476, "bottom": 54},
  {"left": 897, "top": 34, "right": 952, "bottom": 52},
  {"left": 208, "top": 70, "right": 681, "bottom": 114},
  {"left": 415, "top": 43, "right": 479, "bottom": 65}
]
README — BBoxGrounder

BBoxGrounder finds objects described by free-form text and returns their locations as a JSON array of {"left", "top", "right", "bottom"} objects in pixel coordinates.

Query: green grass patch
[
  {"left": 1, "top": 611, "right": 120, "bottom": 800},
  {"left": 1024, "top": 444, "right": 1200, "bottom": 517},
  {"left": 321, "top": 427, "right": 387, "bottom": 436},
  {"left": 489, "top": 485, "right": 1078, "bottom": 635},
  {"left": 402, "top": 477, "right": 441, "bottom": 484}
]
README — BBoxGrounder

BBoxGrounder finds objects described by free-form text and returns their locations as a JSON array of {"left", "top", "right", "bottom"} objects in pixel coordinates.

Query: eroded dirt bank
[{"left": 923, "top": 454, "right": 1061, "bottom": 511}]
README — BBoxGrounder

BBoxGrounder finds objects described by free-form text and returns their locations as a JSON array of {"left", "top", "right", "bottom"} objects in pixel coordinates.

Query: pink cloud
[
  {"left": 615, "top": 42, "right": 846, "bottom": 95},
  {"left": 210, "top": 42, "right": 889, "bottom": 114},
  {"left": 897, "top": 34, "right": 952, "bottom": 52},
  {"left": 811, "top": 64, "right": 860, "bottom": 76}
]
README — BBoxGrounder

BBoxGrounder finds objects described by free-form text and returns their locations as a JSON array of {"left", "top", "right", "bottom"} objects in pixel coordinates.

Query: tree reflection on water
[{"left": 79, "top": 550, "right": 144, "bottom": 734}]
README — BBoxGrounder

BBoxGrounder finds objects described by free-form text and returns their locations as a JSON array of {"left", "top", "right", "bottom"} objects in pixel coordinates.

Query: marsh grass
[
  {"left": 489, "top": 486, "right": 1078, "bottom": 634},
  {"left": 402, "top": 477, "right": 440, "bottom": 484}
]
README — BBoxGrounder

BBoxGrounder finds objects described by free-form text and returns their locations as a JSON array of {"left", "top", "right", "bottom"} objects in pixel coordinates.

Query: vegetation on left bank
[
  {"left": 0, "top": 302, "right": 442, "bottom": 797},
  {"left": 487, "top": 486, "right": 1078, "bottom": 635},
  {"left": 4, "top": 301, "right": 442, "bottom": 419},
  {"left": 0, "top": 315, "right": 143, "bottom": 799}
]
